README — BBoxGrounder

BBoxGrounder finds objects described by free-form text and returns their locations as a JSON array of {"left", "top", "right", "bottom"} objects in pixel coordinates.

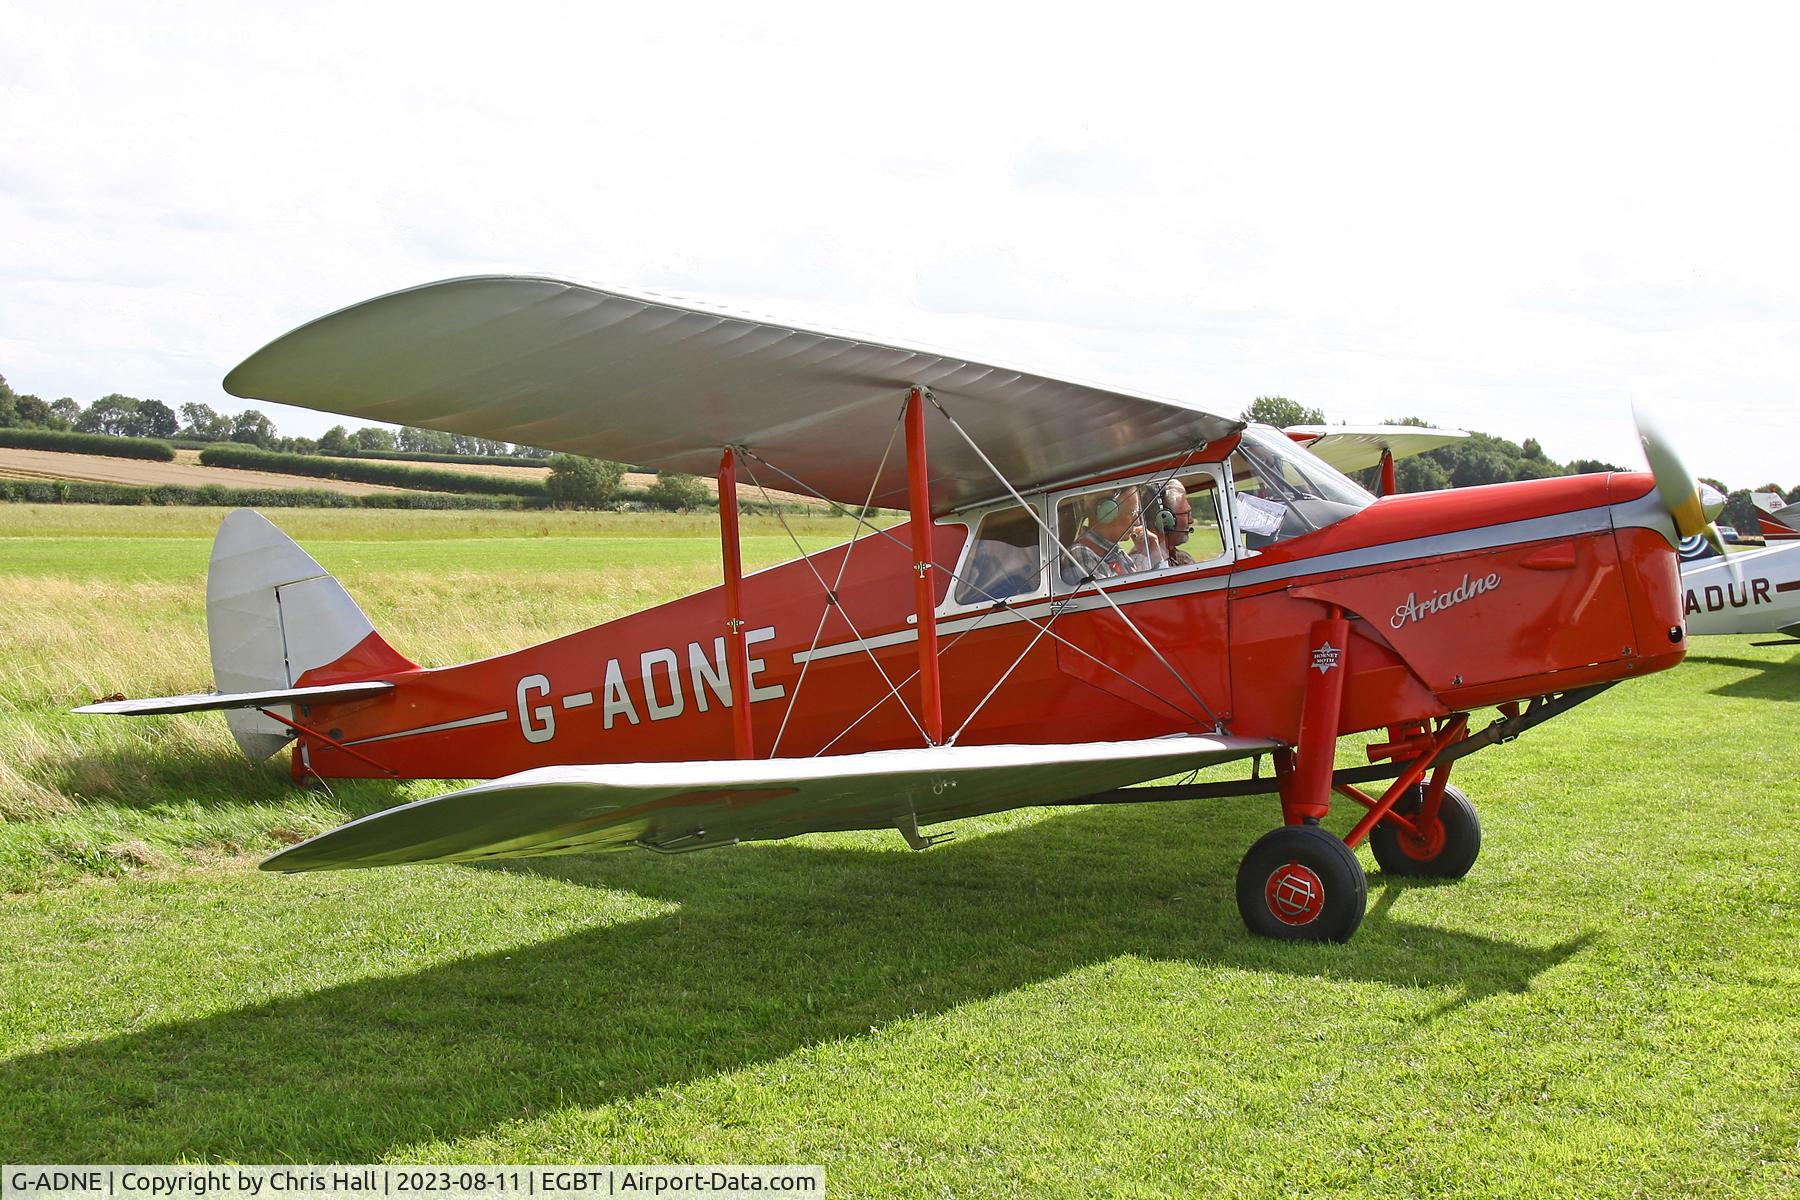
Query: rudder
[{"left": 207, "top": 509, "right": 414, "bottom": 760}]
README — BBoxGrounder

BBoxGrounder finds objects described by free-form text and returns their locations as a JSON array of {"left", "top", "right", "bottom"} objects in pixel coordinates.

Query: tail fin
[
  {"left": 1751, "top": 491, "right": 1800, "bottom": 540},
  {"left": 207, "top": 509, "right": 415, "bottom": 760}
]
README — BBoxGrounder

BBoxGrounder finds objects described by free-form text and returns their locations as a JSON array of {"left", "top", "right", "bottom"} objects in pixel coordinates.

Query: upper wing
[
  {"left": 224, "top": 276, "right": 1240, "bottom": 515},
  {"left": 1286, "top": 424, "right": 1469, "bottom": 474},
  {"left": 261, "top": 734, "right": 1275, "bottom": 872}
]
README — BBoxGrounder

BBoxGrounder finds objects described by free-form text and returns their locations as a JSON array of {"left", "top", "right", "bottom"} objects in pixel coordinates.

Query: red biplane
[{"left": 79, "top": 277, "right": 1714, "bottom": 941}]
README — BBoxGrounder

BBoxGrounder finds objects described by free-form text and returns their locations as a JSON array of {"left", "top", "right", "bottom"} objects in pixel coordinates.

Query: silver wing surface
[
  {"left": 1286, "top": 424, "right": 1469, "bottom": 474},
  {"left": 224, "top": 276, "right": 1240, "bottom": 515},
  {"left": 261, "top": 735, "right": 1275, "bottom": 872}
]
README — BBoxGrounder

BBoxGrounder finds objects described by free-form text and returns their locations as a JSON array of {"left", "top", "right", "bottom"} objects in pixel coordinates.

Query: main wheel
[
  {"left": 1368, "top": 783, "right": 1481, "bottom": 879},
  {"left": 1235, "top": 824, "right": 1367, "bottom": 942}
]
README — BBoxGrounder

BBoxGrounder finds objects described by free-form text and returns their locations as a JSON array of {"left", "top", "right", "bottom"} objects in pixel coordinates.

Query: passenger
[
  {"left": 1145, "top": 479, "right": 1198, "bottom": 568},
  {"left": 1063, "top": 487, "right": 1149, "bottom": 585}
]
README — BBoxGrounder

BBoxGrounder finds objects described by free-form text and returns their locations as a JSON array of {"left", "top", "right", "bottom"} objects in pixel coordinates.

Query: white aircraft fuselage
[{"left": 1683, "top": 542, "right": 1800, "bottom": 637}]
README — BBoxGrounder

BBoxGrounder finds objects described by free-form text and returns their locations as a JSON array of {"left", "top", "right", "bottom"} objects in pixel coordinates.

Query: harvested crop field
[
  {"left": 5, "top": 445, "right": 862, "bottom": 511},
  {"left": 3, "top": 447, "right": 406, "bottom": 496},
  {"left": 384, "top": 462, "right": 826, "bottom": 508}
]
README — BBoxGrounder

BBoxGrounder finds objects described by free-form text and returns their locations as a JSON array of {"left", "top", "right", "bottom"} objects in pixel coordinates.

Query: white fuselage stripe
[{"left": 344, "top": 710, "right": 510, "bottom": 746}]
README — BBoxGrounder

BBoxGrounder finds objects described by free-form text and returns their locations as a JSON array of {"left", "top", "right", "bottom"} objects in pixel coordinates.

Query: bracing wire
[
  {"left": 763, "top": 413, "right": 905, "bottom": 756},
  {"left": 738, "top": 434, "right": 1215, "bottom": 732},
  {"left": 741, "top": 445, "right": 930, "bottom": 747},
  {"left": 927, "top": 390, "right": 1224, "bottom": 732}
]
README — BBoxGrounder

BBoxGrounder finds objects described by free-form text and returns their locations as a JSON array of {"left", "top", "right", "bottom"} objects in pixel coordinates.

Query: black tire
[
  {"left": 1235, "top": 824, "right": 1367, "bottom": 942},
  {"left": 1369, "top": 784, "right": 1481, "bottom": 879}
]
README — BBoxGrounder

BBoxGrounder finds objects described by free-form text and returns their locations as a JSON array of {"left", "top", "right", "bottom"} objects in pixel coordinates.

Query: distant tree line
[
  {"left": 0, "top": 370, "right": 736, "bottom": 513},
  {"left": 9, "top": 371, "right": 1780, "bottom": 522},
  {"left": 1242, "top": 396, "right": 1796, "bottom": 534},
  {"left": 0, "top": 371, "right": 551, "bottom": 460}
]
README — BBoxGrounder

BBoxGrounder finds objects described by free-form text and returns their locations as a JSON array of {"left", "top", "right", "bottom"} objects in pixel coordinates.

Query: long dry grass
[{"left": 0, "top": 508, "right": 849, "bottom": 873}]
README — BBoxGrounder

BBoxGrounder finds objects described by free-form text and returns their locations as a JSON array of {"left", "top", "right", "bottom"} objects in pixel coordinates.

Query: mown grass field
[{"left": 1, "top": 505, "right": 1796, "bottom": 1196}]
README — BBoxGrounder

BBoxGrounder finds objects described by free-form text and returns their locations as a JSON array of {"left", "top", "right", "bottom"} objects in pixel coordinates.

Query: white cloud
[{"left": 1, "top": 0, "right": 1796, "bottom": 485}]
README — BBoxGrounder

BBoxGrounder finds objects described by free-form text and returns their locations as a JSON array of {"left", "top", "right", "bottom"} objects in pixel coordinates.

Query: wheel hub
[
  {"left": 1264, "top": 862, "right": 1326, "bottom": 926},
  {"left": 1396, "top": 815, "right": 1446, "bottom": 860}
]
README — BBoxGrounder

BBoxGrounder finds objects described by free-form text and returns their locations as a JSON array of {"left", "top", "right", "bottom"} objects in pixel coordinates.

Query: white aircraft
[{"left": 1680, "top": 539, "right": 1800, "bottom": 640}]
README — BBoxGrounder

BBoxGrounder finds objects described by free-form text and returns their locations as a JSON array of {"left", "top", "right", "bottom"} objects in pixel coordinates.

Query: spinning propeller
[{"left": 1634, "top": 403, "right": 1738, "bottom": 574}]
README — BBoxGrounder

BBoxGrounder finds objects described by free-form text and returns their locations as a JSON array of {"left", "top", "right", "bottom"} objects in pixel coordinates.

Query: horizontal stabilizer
[
  {"left": 73, "top": 680, "right": 394, "bottom": 716},
  {"left": 262, "top": 734, "right": 1276, "bottom": 873}
]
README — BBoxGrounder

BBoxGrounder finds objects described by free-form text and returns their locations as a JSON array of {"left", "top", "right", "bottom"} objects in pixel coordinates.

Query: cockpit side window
[
  {"left": 1054, "top": 483, "right": 1159, "bottom": 587},
  {"left": 954, "top": 504, "right": 1045, "bottom": 605},
  {"left": 1146, "top": 471, "right": 1228, "bottom": 566}
]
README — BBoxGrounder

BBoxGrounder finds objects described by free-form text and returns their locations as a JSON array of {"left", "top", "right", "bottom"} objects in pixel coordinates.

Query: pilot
[
  {"left": 1063, "top": 487, "right": 1149, "bottom": 584},
  {"left": 1144, "top": 479, "right": 1198, "bottom": 568}
]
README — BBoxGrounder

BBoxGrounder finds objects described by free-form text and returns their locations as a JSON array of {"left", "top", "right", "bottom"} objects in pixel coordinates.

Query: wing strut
[
  {"left": 717, "top": 447, "right": 756, "bottom": 759},
  {"left": 904, "top": 386, "right": 946, "bottom": 745}
]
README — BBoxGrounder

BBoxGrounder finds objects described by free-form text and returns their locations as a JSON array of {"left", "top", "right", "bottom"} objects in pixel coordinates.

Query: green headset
[
  {"left": 1141, "top": 481, "right": 1179, "bottom": 533},
  {"left": 1091, "top": 487, "right": 1129, "bottom": 526},
  {"left": 1092, "top": 482, "right": 1179, "bottom": 530}
]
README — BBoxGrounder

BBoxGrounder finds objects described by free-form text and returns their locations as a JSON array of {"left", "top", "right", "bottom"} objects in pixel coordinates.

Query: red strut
[
  {"left": 717, "top": 447, "right": 756, "bottom": 759},
  {"left": 1284, "top": 606, "right": 1350, "bottom": 823},
  {"left": 904, "top": 388, "right": 945, "bottom": 745}
]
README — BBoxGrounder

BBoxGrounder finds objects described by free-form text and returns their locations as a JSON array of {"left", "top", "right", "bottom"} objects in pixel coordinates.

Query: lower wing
[{"left": 262, "top": 735, "right": 1275, "bottom": 872}]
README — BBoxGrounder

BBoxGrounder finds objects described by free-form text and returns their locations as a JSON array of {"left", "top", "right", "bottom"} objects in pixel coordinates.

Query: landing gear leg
[{"left": 1236, "top": 608, "right": 1369, "bottom": 941}]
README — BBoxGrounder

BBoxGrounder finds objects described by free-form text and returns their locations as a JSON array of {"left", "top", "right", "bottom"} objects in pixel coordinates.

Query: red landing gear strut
[{"left": 1235, "top": 608, "right": 1482, "bottom": 942}]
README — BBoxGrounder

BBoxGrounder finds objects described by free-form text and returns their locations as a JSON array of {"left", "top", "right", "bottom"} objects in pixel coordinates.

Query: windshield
[{"left": 1231, "top": 424, "right": 1375, "bottom": 546}]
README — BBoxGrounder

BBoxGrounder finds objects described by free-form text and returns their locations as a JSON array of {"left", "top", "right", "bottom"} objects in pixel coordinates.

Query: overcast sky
[{"left": 3, "top": 2, "right": 1797, "bottom": 486}]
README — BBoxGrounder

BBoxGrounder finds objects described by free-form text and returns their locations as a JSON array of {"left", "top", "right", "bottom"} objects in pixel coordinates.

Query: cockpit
[{"left": 942, "top": 423, "right": 1377, "bottom": 612}]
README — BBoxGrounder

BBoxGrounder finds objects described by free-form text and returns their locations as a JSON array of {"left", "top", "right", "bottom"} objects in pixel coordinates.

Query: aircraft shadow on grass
[
  {"left": 2, "top": 799, "right": 1589, "bottom": 1161},
  {"left": 1682, "top": 650, "right": 1800, "bottom": 702}
]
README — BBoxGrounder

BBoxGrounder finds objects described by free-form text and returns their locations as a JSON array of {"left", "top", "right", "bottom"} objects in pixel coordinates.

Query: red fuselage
[{"left": 291, "top": 470, "right": 1686, "bottom": 781}]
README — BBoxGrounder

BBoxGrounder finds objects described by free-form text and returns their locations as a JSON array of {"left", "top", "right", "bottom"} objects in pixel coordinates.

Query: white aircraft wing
[
  {"left": 260, "top": 734, "right": 1276, "bottom": 872},
  {"left": 225, "top": 276, "right": 1242, "bottom": 516},
  {"left": 1285, "top": 424, "right": 1469, "bottom": 474}
]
